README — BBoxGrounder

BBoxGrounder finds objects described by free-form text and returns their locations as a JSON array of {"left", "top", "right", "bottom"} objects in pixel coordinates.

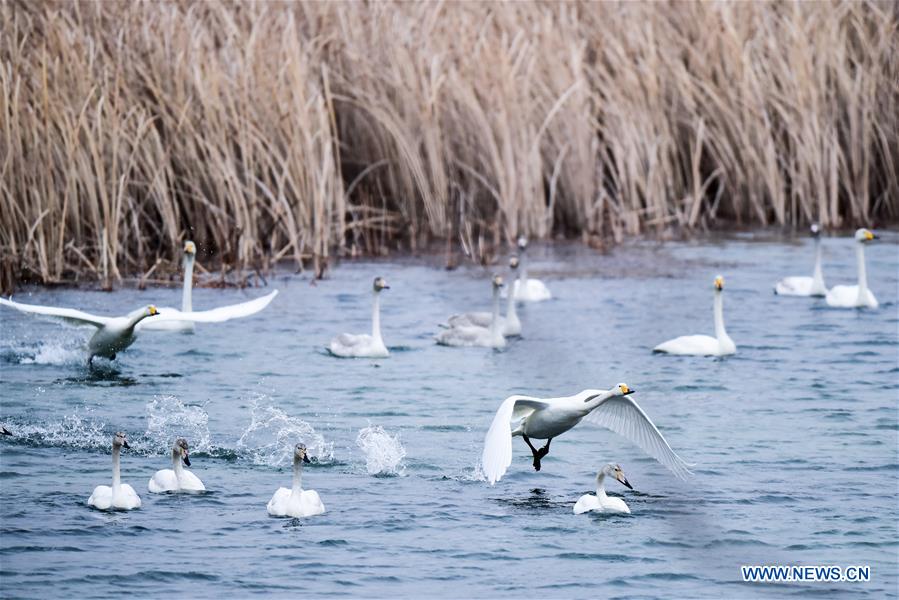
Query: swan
[
  {"left": 0, "top": 299, "right": 159, "bottom": 363},
  {"left": 329, "top": 277, "right": 390, "bottom": 358},
  {"left": 573, "top": 464, "right": 632, "bottom": 515},
  {"left": 506, "top": 237, "right": 551, "bottom": 302},
  {"left": 775, "top": 224, "right": 828, "bottom": 297},
  {"left": 653, "top": 275, "right": 736, "bottom": 356},
  {"left": 445, "top": 257, "right": 522, "bottom": 336},
  {"left": 137, "top": 241, "right": 279, "bottom": 332},
  {"left": 267, "top": 444, "right": 326, "bottom": 518},
  {"left": 436, "top": 275, "right": 506, "bottom": 348},
  {"left": 148, "top": 438, "right": 205, "bottom": 493},
  {"left": 481, "top": 383, "right": 692, "bottom": 485},
  {"left": 88, "top": 432, "right": 142, "bottom": 511},
  {"left": 825, "top": 228, "right": 879, "bottom": 308}
]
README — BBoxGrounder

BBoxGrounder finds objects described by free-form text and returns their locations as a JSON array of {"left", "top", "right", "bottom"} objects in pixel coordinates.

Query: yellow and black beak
[
  {"left": 714, "top": 276, "right": 724, "bottom": 291},
  {"left": 866, "top": 231, "right": 878, "bottom": 241},
  {"left": 148, "top": 305, "right": 159, "bottom": 316},
  {"left": 618, "top": 474, "right": 633, "bottom": 490},
  {"left": 620, "top": 384, "right": 634, "bottom": 396}
]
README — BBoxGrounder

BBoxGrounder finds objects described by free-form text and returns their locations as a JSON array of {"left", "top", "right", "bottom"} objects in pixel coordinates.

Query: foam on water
[
  {"left": 356, "top": 425, "right": 406, "bottom": 476},
  {"left": 4, "top": 410, "right": 109, "bottom": 451},
  {"left": 144, "top": 395, "right": 212, "bottom": 455},
  {"left": 8, "top": 341, "right": 84, "bottom": 366},
  {"left": 236, "top": 396, "right": 333, "bottom": 466}
]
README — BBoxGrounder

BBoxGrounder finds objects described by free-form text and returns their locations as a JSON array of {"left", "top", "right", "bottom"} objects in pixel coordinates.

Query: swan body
[
  {"left": 505, "top": 237, "right": 551, "bottom": 302},
  {"left": 825, "top": 228, "right": 879, "bottom": 309},
  {"left": 775, "top": 224, "right": 828, "bottom": 297},
  {"left": 481, "top": 383, "right": 692, "bottom": 485},
  {"left": 148, "top": 438, "right": 205, "bottom": 493},
  {"left": 447, "top": 257, "right": 521, "bottom": 337},
  {"left": 654, "top": 275, "right": 736, "bottom": 356},
  {"left": 88, "top": 432, "right": 141, "bottom": 511},
  {"left": 329, "top": 277, "right": 390, "bottom": 358},
  {"left": 267, "top": 444, "right": 325, "bottom": 518},
  {"left": 0, "top": 299, "right": 159, "bottom": 362},
  {"left": 437, "top": 275, "right": 506, "bottom": 348},
  {"left": 573, "top": 464, "right": 632, "bottom": 515}
]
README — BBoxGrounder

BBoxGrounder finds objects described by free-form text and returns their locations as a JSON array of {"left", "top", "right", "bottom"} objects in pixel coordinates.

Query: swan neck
[
  {"left": 371, "top": 291, "right": 383, "bottom": 344},
  {"left": 505, "top": 278, "right": 516, "bottom": 319},
  {"left": 292, "top": 454, "right": 303, "bottom": 494},
  {"left": 182, "top": 254, "right": 195, "bottom": 312},
  {"left": 812, "top": 238, "right": 825, "bottom": 290},
  {"left": 490, "top": 286, "right": 502, "bottom": 341},
  {"left": 855, "top": 242, "right": 868, "bottom": 297},
  {"left": 127, "top": 310, "right": 152, "bottom": 330},
  {"left": 595, "top": 472, "right": 608, "bottom": 500},
  {"left": 583, "top": 390, "right": 614, "bottom": 413},
  {"left": 713, "top": 290, "right": 728, "bottom": 341},
  {"left": 172, "top": 448, "right": 183, "bottom": 476},
  {"left": 520, "top": 254, "right": 529, "bottom": 286},
  {"left": 111, "top": 444, "right": 121, "bottom": 492}
]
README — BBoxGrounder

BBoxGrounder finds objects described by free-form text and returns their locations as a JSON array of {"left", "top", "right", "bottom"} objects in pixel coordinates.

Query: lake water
[{"left": 1, "top": 233, "right": 896, "bottom": 598}]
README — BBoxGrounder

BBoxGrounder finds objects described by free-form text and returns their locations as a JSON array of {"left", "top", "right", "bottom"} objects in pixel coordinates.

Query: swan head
[
  {"left": 714, "top": 275, "right": 724, "bottom": 291},
  {"left": 373, "top": 277, "right": 390, "bottom": 292},
  {"left": 491, "top": 274, "right": 504, "bottom": 290},
  {"left": 113, "top": 431, "right": 130, "bottom": 450},
  {"left": 854, "top": 228, "right": 877, "bottom": 243},
  {"left": 175, "top": 438, "right": 191, "bottom": 467},
  {"left": 184, "top": 241, "right": 197, "bottom": 256},
  {"left": 810, "top": 223, "right": 821, "bottom": 237},
  {"left": 614, "top": 383, "right": 634, "bottom": 397},
  {"left": 600, "top": 463, "right": 633, "bottom": 489},
  {"left": 509, "top": 255, "right": 519, "bottom": 270},
  {"left": 294, "top": 443, "right": 311, "bottom": 464},
  {"left": 147, "top": 305, "right": 159, "bottom": 317},
  {"left": 516, "top": 236, "right": 528, "bottom": 251}
]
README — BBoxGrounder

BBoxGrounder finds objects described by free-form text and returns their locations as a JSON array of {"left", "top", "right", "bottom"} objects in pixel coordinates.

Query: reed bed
[{"left": 1, "top": 0, "right": 896, "bottom": 291}]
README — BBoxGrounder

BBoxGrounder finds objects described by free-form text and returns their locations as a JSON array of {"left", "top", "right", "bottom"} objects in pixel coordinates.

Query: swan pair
[
  {"left": 329, "top": 277, "right": 390, "bottom": 358},
  {"left": 505, "top": 237, "right": 552, "bottom": 302},
  {"left": 573, "top": 463, "right": 633, "bottom": 515},
  {"left": 654, "top": 275, "right": 736, "bottom": 357},
  {"left": 267, "top": 443, "right": 326, "bottom": 518},
  {"left": 481, "top": 383, "right": 692, "bottom": 485},
  {"left": 444, "top": 256, "right": 522, "bottom": 337},
  {"left": 436, "top": 275, "right": 507, "bottom": 348}
]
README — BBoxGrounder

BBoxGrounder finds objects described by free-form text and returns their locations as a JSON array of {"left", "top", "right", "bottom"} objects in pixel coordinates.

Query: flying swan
[
  {"left": 148, "top": 438, "right": 205, "bottom": 493},
  {"left": 653, "top": 275, "right": 736, "bottom": 356},
  {"left": 267, "top": 444, "right": 326, "bottom": 518},
  {"left": 329, "top": 276, "right": 390, "bottom": 358},
  {"left": 88, "top": 432, "right": 142, "bottom": 511},
  {"left": 436, "top": 275, "right": 506, "bottom": 348},
  {"left": 481, "top": 383, "right": 692, "bottom": 485},
  {"left": 825, "top": 228, "right": 879, "bottom": 309},
  {"left": 505, "top": 237, "right": 551, "bottom": 302},
  {"left": 774, "top": 224, "right": 828, "bottom": 297},
  {"left": 138, "top": 240, "right": 279, "bottom": 333},
  {"left": 573, "top": 463, "right": 633, "bottom": 515},
  {"left": 445, "top": 256, "right": 522, "bottom": 337}
]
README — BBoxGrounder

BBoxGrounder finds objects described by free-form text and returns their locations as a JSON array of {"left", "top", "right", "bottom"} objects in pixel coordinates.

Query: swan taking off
[
  {"left": 137, "top": 241, "right": 279, "bottom": 333},
  {"left": 267, "top": 444, "right": 326, "bottom": 518},
  {"left": 505, "top": 237, "right": 551, "bottom": 302},
  {"left": 88, "top": 432, "right": 142, "bottom": 511},
  {"left": 329, "top": 277, "right": 390, "bottom": 358},
  {"left": 573, "top": 464, "right": 632, "bottom": 515},
  {"left": 774, "top": 224, "right": 828, "bottom": 297},
  {"left": 481, "top": 383, "right": 692, "bottom": 485},
  {"left": 825, "top": 228, "right": 879, "bottom": 309},
  {"left": 653, "top": 275, "right": 736, "bottom": 356},
  {"left": 445, "top": 257, "right": 522, "bottom": 336},
  {"left": 148, "top": 438, "right": 205, "bottom": 493},
  {"left": 436, "top": 275, "right": 506, "bottom": 348}
]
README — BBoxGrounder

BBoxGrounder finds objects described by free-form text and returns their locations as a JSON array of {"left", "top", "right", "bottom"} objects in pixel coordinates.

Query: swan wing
[
  {"left": 267, "top": 487, "right": 292, "bottom": 516},
  {"left": 573, "top": 494, "right": 599, "bottom": 514},
  {"left": 148, "top": 469, "right": 178, "bottom": 493},
  {"left": 0, "top": 297, "right": 110, "bottom": 328},
  {"left": 653, "top": 335, "right": 718, "bottom": 356},
  {"left": 118, "top": 484, "right": 142, "bottom": 509},
  {"left": 447, "top": 312, "right": 492, "bottom": 328},
  {"left": 584, "top": 395, "right": 693, "bottom": 480},
  {"left": 88, "top": 485, "right": 113, "bottom": 509},
  {"left": 774, "top": 276, "right": 813, "bottom": 296},
  {"left": 152, "top": 290, "right": 278, "bottom": 323},
  {"left": 481, "top": 395, "right": 548, "bottom": 485},
  {"left": 179, "top": 470, "right": 206, "bottom": 491}
]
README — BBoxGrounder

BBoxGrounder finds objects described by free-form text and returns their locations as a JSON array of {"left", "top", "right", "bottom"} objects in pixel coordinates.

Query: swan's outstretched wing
[
  {"left": 481, "top": 395, "right": 548, "bottom": 485},
  {"left": 0, "top": 297, "right": 110, "bottom": 328},
  {"left": 584, "top": 395, "right": 693, "bottom": 480},
  {"left": 152, "top": 290, "right": 278, "bottom": 323}
]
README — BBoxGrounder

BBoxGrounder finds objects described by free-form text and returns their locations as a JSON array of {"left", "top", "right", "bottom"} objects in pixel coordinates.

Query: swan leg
[
  {"left": 521, "top": 435, "right": 542, "bottom": 471},
  {"left": 533, "top": 438, "right": 552, "bottom": 470}
]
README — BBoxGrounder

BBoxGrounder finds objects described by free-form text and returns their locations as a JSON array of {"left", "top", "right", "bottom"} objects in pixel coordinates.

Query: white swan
[
  {"left": 148, "top": 438, "right": 205, "bottom": 493},
  {"left": 506, "top": 237, "right": 551, "bottom": 302},
  {"left": 825, "top": 228, "right": 879, "bottom": 309},
  {"left": 88, "top": 432, "right": 142, "bottom": 511},
  {"left": 481, "top": 383, "right": 692, "bottom": 485},
  {"left": 0, "top": 299, "right": 159, "bottom": 363},
  {"left": 573, "top": 464, "right": 632, "bottom": 515},
  {"left": 436, "top": 275, "right": 506, "bottom": 348},
  {"left": 138, "top": 241, "right": 279, "bottom": 332},
  {"left": 653, "top": 275, "right": 736, "bottom": 356},
  {"left": 445, "top": 257, "right": 522, "bottom": 336},
  {"left": 329, "top": 277, "right": 390, "bottom": 358},
  {"left": 775, "top": 224, "right": 828, "bottom": 297},
  {"left": 267, "top": 444, "right": 326, "bottom": 518}
]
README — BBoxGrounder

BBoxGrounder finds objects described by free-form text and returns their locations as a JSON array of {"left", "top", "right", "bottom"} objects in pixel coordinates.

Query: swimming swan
[
  {"left": 825, "top": 228, "right": 879, "bottom": 309},
  {"left": 329, "top": 277, "right": 390, "bottom": 358},
  {"left": 148, "top": 438, "right": 205, "bottom": 493},
  {"left": 481, "top": 383, "right": 692, "bottom": 485},
  {"left": 653, "top": 275, "right": 736, "bottom": 356},
  {"left": 137, "top": 241, "right": 279, "bottom": 332},
  {"left": 267, "top": 444, "right": 326, "bottom": 518},
  {"left": 446, "top": 257, "right": 522, "bottom": 336},
  {"left": 0, "top": 299, "right": 159, "bottom": 363},
  {"left": 436, "top": 275, "right": 506, "bottom": 348},
  {"left": 573, "top": 463, "right": 633, "bottom": 515},
  {"left": 88, "top": 432, "right": 142, "bottom": 511},
  {"left": 506, "top": 237, "right": 551, "bottom": 302},
  {"left": 774, "top": 224, "right": 827, "bottom": 297}
]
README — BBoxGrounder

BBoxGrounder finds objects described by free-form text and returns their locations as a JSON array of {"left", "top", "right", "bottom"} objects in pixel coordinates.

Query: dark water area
[{"left": 1, "top": 233, "right": 896, "bottom": 598}]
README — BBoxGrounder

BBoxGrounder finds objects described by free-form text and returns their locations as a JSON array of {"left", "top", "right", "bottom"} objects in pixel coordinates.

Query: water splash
[
  {"left": 145, "top": 396, "right": 212, "bottom": 455},
  {"left": 236, "top": 396, "right": 333, "bottom": 466},
  {"left": 356, "top": 425, "right": 406, "bottom": 476},
  {"left": 6, "top": 341, "right": 84, "bottom": 366},
  {"left": 4, "top": 410, "right": 109, "bottom": 451}
]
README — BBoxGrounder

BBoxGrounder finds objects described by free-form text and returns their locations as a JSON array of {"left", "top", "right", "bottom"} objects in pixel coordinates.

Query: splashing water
[
  {"left": 236, "top": 396, "right": 333, "bottom": 466},
  {"left": 4, "top": 410, "right": 109, "bottom": 451},
  {"left": 145, "top": 395, "right": 212, "bottom": 455},
  {"left": 11, "top": 341, "right": 84, "bottom": 366},
  {"left": 356, "top": 425, "right": 406, "bottom": 476}
]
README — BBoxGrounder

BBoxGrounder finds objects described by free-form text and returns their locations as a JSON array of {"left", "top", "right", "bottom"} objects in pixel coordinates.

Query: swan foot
[{"left": 523, "top": 436, "right": 552, "bottom": 471}]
